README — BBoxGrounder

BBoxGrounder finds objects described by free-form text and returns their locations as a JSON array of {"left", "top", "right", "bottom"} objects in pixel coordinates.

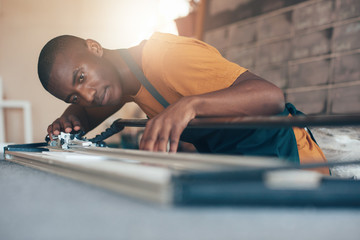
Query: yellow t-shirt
[
  {"left": 293, "top": 127, "right": 328, "bottom": 175},
  {"left": 132, "top": 32, "right": 328, "bottom": 175},
  {"left": 132, "top": 32, "right": 247, "bottom": 118}
]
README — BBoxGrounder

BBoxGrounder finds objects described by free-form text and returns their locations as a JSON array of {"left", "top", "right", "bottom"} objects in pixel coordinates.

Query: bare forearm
[{"left": 185, "top": 79, "right": 285, "bottom": 118}]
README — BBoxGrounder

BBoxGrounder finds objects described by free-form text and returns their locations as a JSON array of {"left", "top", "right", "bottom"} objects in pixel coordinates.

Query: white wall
[{"left": 0, "top": 0, "right": 186, "bottom": 143}]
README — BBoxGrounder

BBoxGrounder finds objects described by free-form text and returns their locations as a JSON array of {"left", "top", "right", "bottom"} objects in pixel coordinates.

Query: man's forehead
[
  {"left": 48, "top": 53, "right": 76, "bottom": 100},
  {"left": 53, "top": 51, "right": 74, "bottom": 69}
]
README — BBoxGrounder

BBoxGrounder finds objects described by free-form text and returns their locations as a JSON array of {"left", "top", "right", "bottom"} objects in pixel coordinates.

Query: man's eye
[
  {"left": 72, "top": 95, "right": 79, "bottom": 104},
  {"left": 79, "top": 73, "right": 85, "bottom": 83}
]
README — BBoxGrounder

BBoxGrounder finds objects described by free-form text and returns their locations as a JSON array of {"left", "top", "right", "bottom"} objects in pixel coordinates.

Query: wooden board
[{"left": 4, "top": 147, "right": 360, "bottom": 206}]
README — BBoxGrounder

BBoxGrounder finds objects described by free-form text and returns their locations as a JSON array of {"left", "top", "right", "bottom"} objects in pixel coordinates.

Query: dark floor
[{"left": 1, "top": 158, "right": 360, "bottom": 240}]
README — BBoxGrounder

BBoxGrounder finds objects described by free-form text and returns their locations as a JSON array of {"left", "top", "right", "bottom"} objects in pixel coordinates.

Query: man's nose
[{"left": 79, "top": 86, "right": 96, "bottom": 103}]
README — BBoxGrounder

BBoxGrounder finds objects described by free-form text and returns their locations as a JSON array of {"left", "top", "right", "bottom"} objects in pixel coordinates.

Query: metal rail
[{"left": 113, "top": 114, "right": 360, "bottom": 129}]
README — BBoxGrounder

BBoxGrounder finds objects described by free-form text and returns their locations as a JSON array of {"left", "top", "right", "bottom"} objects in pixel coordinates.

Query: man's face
[{"left": 47, "top": 44, "right": 123, "bottom": 107}]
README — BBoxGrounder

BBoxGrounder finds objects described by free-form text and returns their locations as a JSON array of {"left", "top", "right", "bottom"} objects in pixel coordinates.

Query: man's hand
[
  {"left": 47, "top": 115, "right": 82, "bottom": 140},
  {"left": 139, "top": 96, "right": 196, "bottom": 153},
  {"left": 46, "top": 103, "right": 124, "bottom": 141}
]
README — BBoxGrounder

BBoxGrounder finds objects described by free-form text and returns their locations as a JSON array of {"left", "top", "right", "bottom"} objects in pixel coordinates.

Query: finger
[
  {"left": 47, "top": 124, "right": 53, "bottom": 135},
  {"left": 169, "top": 126, "right": 183, "bottom": 153},
  {"left": 139, "top": 127, "right": 148, "bottom": 149},
  {"left": 169, "top": 138, "right": 179, "bottom": 153},
  {"left": 68, "top": 115, "right": 82, "bottom": 131},
  {"left": 153, "top": 141, "right": 160, "bottom": 152},
  {"left": 140, "top": 120, "right": 159, "bottom": 151},
  {"left": 47, "top": 125, "right": 54, "bottom": 140},
  {"left": 156, "top": 136, "right": 169, "bottom": 152},
  {"left": 59, "top": 117, "right": 74, "bottom": 133},
  {"left": 155, "top": 125, "right": 172, "bottom": 152},
  {"left": 140, "top": 134, "right": 157, "bottom": 151},
  {"left": 51, "top": 119, "right": 62, "bottom": 135}
]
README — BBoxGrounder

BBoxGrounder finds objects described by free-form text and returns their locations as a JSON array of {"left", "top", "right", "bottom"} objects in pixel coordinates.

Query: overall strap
[{"left": 118, "top": 49, "right": 170, "bottom": 108}]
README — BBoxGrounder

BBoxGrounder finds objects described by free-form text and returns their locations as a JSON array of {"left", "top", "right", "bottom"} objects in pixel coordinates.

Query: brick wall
[{"left": 203, "top": 0, "right": 360, "bottom": 115}]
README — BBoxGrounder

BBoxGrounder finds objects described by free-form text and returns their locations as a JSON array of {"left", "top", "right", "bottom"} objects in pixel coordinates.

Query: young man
[{"left": 38, "top": 32, "right": 328, "bottom": 174}]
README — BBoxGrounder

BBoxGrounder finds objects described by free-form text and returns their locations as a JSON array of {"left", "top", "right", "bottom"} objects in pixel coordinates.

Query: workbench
[{"left": 1, "top": 158, "right": 360, "bottom": 240}]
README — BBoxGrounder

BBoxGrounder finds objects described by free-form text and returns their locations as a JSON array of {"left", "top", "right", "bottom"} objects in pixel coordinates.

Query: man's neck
[{"left": 102, "top": 41, "right": 146, "bottom": 101}]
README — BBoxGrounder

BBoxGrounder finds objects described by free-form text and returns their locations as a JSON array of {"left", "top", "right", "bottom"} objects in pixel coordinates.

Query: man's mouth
[{"left": 100, "top": 87, "right": 109, "bottom": 105}]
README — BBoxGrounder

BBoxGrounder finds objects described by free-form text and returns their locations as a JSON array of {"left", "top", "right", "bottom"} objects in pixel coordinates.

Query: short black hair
[{"left": 37, "top": 35, "right": 85, "bottom": 90}]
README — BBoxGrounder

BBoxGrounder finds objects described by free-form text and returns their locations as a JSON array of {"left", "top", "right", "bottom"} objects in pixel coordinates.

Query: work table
[{"left": 1, "top": 159, "right": 359, "bottom": 240}]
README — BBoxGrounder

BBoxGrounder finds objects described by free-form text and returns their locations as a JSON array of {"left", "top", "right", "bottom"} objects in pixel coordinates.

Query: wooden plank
[
  {"left": 4, "top": 150, "right": 173, "bottom": 204},
  {"left": 4, "top": 147, "right": 360, "bottom": 206},
  {"left": 3, "top": 146, "right": 289, "bottom": 204},
  {"left": 67, "top": 146, "right": 288, "bottom": 169}
]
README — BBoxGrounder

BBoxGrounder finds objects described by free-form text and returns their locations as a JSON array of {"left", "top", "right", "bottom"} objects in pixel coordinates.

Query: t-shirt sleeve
[{"left": 143, "top": 33, "right": 247, "bottom": 97}]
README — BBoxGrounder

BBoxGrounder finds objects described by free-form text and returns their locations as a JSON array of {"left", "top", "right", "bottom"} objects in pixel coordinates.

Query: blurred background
[
  {"left": 0, "top": 0, "right": 198, "bottom": 144},
  {"left": 0, "top": 0, "right": 359, "bottom": 145}
]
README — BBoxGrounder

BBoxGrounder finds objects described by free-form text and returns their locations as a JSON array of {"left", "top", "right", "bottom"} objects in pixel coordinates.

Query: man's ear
[{"left": 85, "top": 39, "right": 103, "bottom": 57}]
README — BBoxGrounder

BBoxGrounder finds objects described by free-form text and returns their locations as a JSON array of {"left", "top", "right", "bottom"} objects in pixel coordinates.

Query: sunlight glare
[{"left": 158, "top": 0, "right": 191, "bottom": 21}]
